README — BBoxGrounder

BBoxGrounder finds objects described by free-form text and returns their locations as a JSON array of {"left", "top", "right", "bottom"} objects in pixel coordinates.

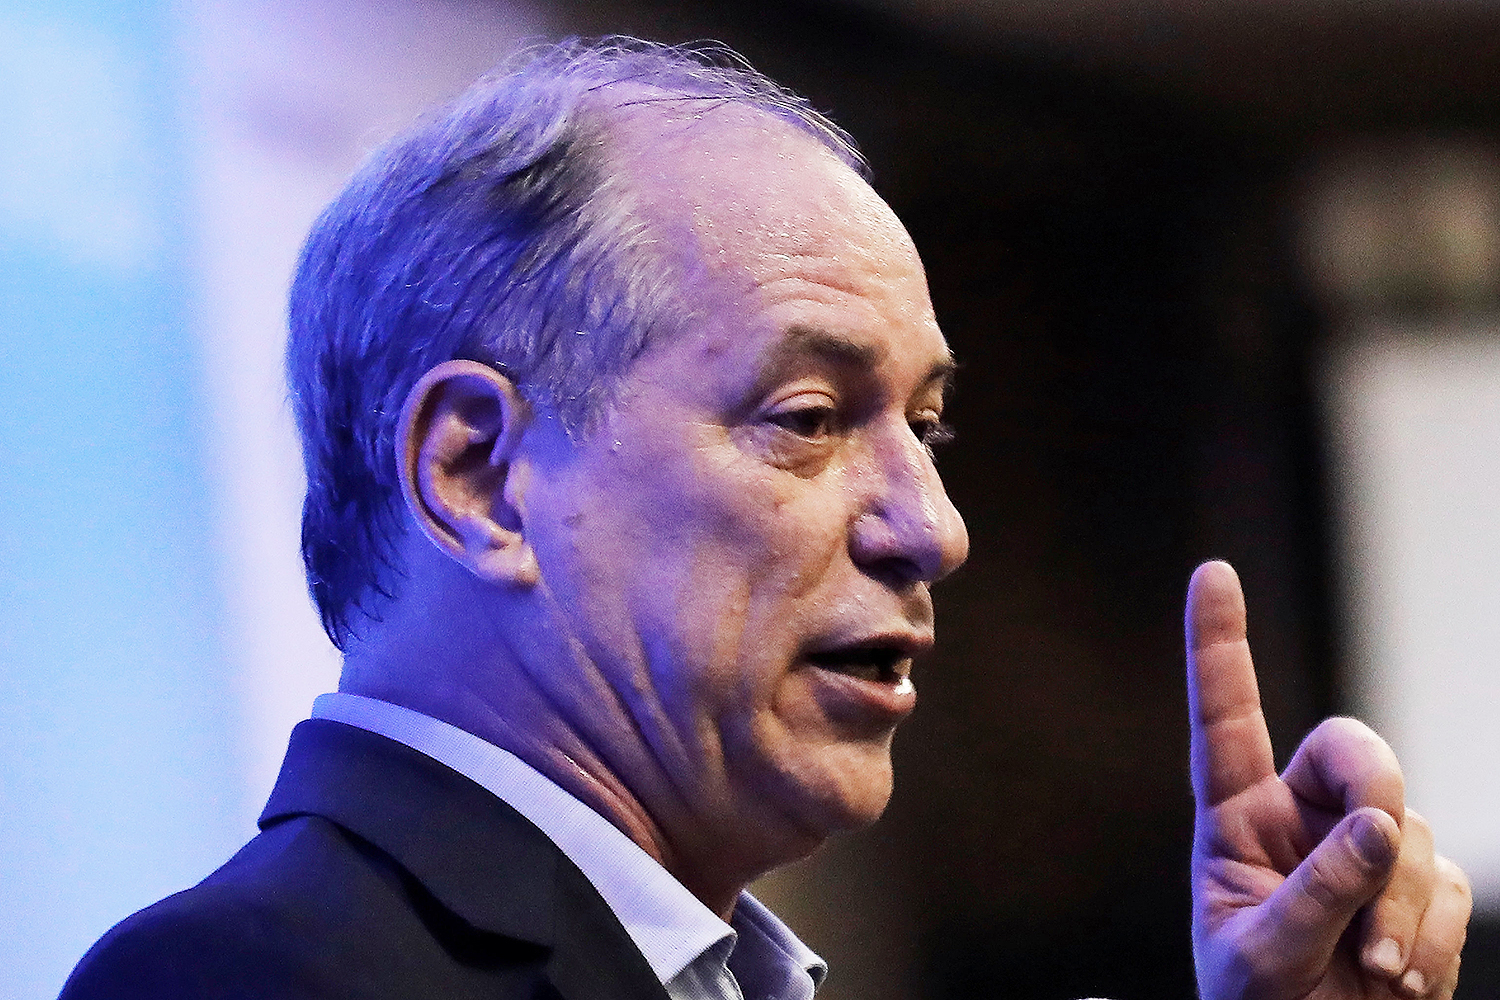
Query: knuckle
[
  {"left": 1436, "top": 856, "right": 1473, "bottom": 901},
  {"left": 1318, "top": 715, "right": 1395, "bottom": 760},
  {"left": 1317, "top": 715, "right": 1373, "bottom": 742},
  {"left": 1305, "top": 717, "right": 1403, "bottom": 782},
  {"left": 1392, "top": 829, "right": 1438, "bottom": 886}
]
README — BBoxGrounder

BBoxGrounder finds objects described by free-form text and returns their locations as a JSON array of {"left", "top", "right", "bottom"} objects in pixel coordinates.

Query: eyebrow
[
  {"left": 778, "top": 327, "right": 883, "bottom": 370},
  {"left": 761, "top": 327, "right": 957, "bottom": 391},
  {"left": 925, "top": 356, "right": 959, "bottom": 396}
]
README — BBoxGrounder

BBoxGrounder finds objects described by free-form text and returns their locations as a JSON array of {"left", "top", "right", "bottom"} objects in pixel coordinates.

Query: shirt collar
[
  {"left": 311, "top": 692, "right": 825, "bottom": 989},
  {"left": 730, "top": 892, "right": 828, "bottom": 996}
]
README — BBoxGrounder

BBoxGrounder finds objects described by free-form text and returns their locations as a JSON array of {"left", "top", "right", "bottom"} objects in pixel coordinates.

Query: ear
[{"left": 397, "top": 360, "right": 539, "bottom": 586}]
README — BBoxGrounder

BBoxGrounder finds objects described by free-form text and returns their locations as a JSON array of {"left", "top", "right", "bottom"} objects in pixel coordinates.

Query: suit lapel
[
  {"left": 260, "top": 720, "right": 670, "bottom": 999},
  {"left": 545, "top": 857, "right": 673, "bottom": 1000}
]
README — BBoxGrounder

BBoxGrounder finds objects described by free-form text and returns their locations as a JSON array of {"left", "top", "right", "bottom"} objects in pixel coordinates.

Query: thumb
[{"left": 1255, "top": 807, "right": 1400, "bottom": 975}]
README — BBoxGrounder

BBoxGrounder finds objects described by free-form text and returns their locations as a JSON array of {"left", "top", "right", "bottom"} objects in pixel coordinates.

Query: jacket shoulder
[{"left": 59, "top": 814, "right": 551, "bottom": 1000}]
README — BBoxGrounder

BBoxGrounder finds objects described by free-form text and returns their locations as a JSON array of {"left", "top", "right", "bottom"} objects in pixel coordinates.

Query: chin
[{"left": 777, "top": 741, "right": 898, "bottom": 838}]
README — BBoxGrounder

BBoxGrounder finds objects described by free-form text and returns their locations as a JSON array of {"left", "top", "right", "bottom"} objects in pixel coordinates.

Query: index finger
[{"left": 1187, "top": 560, "right": 1277, "bottom": 807}]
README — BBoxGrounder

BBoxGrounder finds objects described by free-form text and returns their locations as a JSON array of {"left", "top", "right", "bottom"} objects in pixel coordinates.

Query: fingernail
[
  {"left": 1367, "top": 937, "right": 1402, "bottom": 975},
  {"left": 1349, "top": 812, "right": 1396, "bottom": 868},
  {"left": 1401, "top": 968, "right": 1426, "bottom": 996}
]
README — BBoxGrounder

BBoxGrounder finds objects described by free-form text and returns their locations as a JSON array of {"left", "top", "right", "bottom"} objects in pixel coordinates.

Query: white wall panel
[{"left": 1324, "top": 323, "right": 1500, "bottom": 911}]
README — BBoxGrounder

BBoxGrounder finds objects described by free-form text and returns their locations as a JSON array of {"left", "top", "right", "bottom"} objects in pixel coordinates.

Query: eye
[
  {"left": 910, "top": 415, "right": 955, "bottom": 452},
  {"left": 765, "top": 399, "right": 838, "bottom": 440}
]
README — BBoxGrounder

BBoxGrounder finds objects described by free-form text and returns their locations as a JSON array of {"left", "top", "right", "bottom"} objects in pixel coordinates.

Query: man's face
[{"left": 517, "top": 111, "right": 969, "bottom": 876}]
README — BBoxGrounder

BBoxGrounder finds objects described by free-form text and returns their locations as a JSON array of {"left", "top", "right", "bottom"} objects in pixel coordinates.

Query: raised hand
[{"left": 1186, "top": 561, "right": 1471, "bottom": 1000}]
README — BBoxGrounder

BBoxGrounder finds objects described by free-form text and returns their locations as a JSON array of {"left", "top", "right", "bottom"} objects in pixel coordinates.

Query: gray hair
[{"left": 286, "top": 36, "right": 867, "bottom": 649}]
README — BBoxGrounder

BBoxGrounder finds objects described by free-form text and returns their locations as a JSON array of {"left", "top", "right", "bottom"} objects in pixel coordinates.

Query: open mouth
[{"left": 805, "top": 644, "right": 911, "bottom": 684}]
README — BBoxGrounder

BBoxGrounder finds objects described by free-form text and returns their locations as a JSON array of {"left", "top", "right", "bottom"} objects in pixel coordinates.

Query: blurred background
[{"left": 4, "top": 0, "right": 1500, "bottom": 997}]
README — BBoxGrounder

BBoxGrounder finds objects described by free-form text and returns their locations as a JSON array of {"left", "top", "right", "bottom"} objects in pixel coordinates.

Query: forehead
[
  {"left": 617, "top": 104, "right": 910, "bottom": 263},
  {"left": 606, "top": 99, "right": 947, "bottom": 370}
]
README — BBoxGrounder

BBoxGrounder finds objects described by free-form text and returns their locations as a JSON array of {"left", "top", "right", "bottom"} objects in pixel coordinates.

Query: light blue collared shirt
[{"left": 311, "top": 692, "right": 826, "bottom": 1000}]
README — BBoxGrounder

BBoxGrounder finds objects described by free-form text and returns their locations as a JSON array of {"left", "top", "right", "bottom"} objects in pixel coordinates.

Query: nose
[{"left": 848, "top": 424, "right": 970, "bottom": 586}]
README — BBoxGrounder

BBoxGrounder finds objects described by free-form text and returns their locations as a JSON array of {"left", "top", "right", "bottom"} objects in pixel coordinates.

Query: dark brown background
[{"left": 546, "top": 3, "right": 1500, "bottom": 996}]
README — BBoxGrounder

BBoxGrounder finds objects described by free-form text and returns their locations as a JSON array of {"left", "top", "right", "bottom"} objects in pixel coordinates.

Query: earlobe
[{"left": 397, "top": 360, "right": 539, "bottom": 586}]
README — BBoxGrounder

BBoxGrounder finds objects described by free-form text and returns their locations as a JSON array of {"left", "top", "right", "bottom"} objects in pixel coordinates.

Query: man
[{"left": 62, "top": 38, "right": 1470, "bottom": 1000}]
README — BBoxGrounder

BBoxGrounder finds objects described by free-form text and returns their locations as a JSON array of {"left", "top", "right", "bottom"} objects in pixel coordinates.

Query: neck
[
  {"left": 339, "top": 545, "right": 807, "bottom": 920},
  {"left": 340, "top": 624, "right": 767, "bottom": 918},
  {"left": 342, "top": 658, "right": 757, "bottom": 918}
]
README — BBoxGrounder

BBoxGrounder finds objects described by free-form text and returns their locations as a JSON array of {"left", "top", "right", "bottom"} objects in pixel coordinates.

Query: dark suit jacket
[{"left": 59, "top": 719, "right": 672, "bottom": 1000}]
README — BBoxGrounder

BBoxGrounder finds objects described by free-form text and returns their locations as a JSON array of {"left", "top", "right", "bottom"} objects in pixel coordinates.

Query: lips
[
  {"left": 804, "top": 643, "right": 912, "bottom": 685},
  {"left": 798, "top": 630, "right": 931, "bottom": 726}
]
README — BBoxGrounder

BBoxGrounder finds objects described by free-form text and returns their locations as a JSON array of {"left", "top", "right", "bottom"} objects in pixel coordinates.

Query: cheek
[
  {"left": 565, "top": 432, "right": 853, "bottom": 695},
  {"left": 573, "top": 451, "right": 769, "bottom": 665},
  {"left": 608, "top": 443, "right": 822, "bottom": 598}
]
